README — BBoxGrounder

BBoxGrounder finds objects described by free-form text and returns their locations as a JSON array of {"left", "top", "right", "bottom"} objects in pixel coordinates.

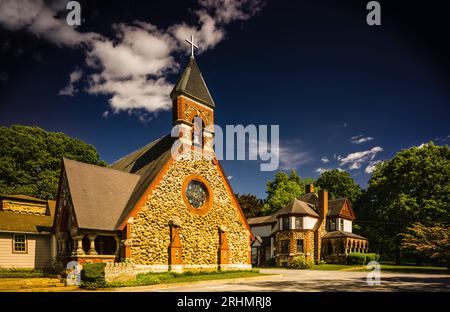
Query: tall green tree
[
  {"left": 316, "top": 169, "right": 362, "bottom": 204},
  {"left": 235, "top": 193, "right": 264, "bottom": 218},
  {"left": 262, "top": 170, "right": 305, "bottom": 215},
  {"left": 400, "top": 223, "right": 450, "bottom": 268},
  {"left": 0, "top": 125, "right": 107, "bottom": 200},
  {"left": 358, "top": 142, "right": 450, "bottom": 261}
]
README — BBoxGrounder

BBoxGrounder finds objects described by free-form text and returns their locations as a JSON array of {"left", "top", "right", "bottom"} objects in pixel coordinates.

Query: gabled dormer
[{"left": 327, "top": 198, "right": 355, "bottom": 232}]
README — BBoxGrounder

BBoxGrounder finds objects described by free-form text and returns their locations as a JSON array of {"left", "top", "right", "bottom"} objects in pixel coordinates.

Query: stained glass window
[{"left": 185, "top": 180, "right": 208, "bottom": 209}]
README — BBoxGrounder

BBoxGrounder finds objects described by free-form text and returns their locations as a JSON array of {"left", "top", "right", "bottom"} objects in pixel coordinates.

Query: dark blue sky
[{"left": 1, "top": 0, "right": 449, "bottom": 199}]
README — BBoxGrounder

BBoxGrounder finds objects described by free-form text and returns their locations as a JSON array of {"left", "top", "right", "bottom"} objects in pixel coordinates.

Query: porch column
[
  {"left": 87, "top": 235, "right": 97, "bottom": 255},
  {"left": 72, "top": 236, "right": 85, "bottom": 256},
  {"left": 114, "top": 236, "right": 121, "bottom": 257},
  {"left": 59, "top": 238, "right": 67, "bottom": 255}
]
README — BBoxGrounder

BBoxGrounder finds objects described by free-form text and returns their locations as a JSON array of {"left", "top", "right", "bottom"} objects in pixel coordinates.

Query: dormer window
[{"left": 328, "top": 219, "right": 336, "bottom": 231}]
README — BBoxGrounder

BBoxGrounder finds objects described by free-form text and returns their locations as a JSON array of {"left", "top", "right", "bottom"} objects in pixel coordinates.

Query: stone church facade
[{"left": 53, "top": 56, "right": 252, "bottom": 272}]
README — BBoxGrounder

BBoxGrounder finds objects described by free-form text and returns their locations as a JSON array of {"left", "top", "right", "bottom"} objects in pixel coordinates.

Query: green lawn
[
  {"left": 105, "top": 270, "right": 263, "bottom": 289},
  {"left": 310, "top": 264, "right": 449, "bottom": 274}
]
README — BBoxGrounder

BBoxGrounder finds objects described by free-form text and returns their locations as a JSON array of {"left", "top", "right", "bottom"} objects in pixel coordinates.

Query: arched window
[{"left": 192, "top": 116, "right": 205, "bottom": 148}]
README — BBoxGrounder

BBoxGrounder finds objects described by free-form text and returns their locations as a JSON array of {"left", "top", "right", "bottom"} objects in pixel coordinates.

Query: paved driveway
[{"left": 146, "top": 269, "right": 450, "bottom": 292}]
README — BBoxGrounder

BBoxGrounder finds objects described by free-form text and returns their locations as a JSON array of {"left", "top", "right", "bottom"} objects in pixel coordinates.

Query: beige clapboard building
[{"left": 0, "top": 195, "right": 56, "bottom": 268}]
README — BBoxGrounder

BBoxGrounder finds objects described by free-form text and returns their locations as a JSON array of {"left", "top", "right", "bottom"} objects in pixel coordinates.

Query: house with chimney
[{"left": 248, "top": 185, "right": 369, "bottom": 266}]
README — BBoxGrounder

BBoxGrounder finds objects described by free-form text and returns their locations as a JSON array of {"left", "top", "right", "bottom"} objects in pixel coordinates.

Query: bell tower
[{"left": 170, "top": 37, "right": 215, "bottom": 155}]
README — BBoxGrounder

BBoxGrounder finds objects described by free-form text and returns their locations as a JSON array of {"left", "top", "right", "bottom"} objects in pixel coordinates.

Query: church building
[{"left": 53, "top": 53, "right": 253, "bottom": 272}]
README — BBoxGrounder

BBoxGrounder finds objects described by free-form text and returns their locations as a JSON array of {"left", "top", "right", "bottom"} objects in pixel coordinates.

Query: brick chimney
[
  {"left": 315, "top": 189, "right": 328, "bottom": 263},
  {"left": 318, "top": 189, "right": 328, "bottom": 219},
  {"left": 305, "top": 184, "right": 314, "bottom": 194}
]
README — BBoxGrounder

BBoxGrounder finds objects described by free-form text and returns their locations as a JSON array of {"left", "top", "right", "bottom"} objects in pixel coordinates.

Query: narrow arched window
[{"left": 192, "top": 116, "right": 205, "bottom": 148}]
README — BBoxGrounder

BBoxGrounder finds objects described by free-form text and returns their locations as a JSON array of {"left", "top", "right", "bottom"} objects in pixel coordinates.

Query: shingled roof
[
  {"left": 298, "top": 192, "right": 318, "bottom": 206},
  {"left": 328, "top": 198, "right": 348, "bottom": 217},
  {"left": 247, "top": 215, "right": 275, "bottom": 225},
  {"left": 323, "top": 230, "right": 367, "bottom": 240},
  {"left": 0, "top": 198, "right": 55, "bottom": 233},
  {"left": 110, "top": 135, "right": 176, "bottom": 229},
  {"left": 265, "top": 199, "right": 320, "bottom": 224},
  {"left": 63, "top": 158, "right": 141, "bottom": 231},
  {"left": 170, "top": 57, "right": 215, "bottom": 108}
]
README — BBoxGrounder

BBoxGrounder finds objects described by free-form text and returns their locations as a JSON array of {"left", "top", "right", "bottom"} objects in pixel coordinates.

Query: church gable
[{"left": 126, "top": 154, "right": 251, "bottom": 267}]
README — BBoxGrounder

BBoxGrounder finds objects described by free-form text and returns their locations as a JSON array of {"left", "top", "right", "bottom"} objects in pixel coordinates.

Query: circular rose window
[
  {"left": 182, "top": 175, "right": 212, "bottom": 215},
  {"left": 185, "top": 180, "right": 208, "bottom": 208}
]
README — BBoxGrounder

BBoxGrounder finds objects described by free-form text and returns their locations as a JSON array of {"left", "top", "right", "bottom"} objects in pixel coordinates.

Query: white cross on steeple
[{"left": 185, "top": 35, "right": 198, "bottom": 59}]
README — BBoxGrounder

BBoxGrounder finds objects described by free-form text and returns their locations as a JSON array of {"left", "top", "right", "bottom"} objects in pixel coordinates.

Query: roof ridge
[
  {"left": 63, "top": 158, "right": 140, "bottom": 178},
  {"left": 109, "top": 135, "right": 167, "bottom": 169}
]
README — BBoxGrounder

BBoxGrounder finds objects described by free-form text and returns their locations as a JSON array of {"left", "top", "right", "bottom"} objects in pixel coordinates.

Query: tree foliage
[
  {"left": 401, "top": 223, "right": 450, "bottom": 267},
  {"left": 262, "top": 171, "right": 306, "bottom": 215},
  {"left": 0, "top": 125, "right": 107, "bottom": 199},
  {"left": 358, "top": 142, "right": 450, "bottom": 261},
  {"left": 316, "top": 169, "right": 362, "bottom": 204},
  {"left": 235, "top": 193, "right": 264, "bottom": 218}
]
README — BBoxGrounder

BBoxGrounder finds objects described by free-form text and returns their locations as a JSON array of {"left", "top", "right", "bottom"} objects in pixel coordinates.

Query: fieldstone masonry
[{"left": 130, "top": 151, "right": 251, "bottom": 271}]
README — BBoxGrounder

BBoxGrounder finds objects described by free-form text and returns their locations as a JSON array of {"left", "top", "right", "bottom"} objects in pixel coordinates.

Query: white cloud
[
  {"left": 320, "top": 156, "right": 330, "bottom": 164},
  {"left": 247, "top": 137, "right": 313, "bottom": 171},
  {"left": 227, "top": 175, "right": 234, "bottom": 180},
  {"left": 351, "top": 135, "right": 374, "bottom": 144},
  {"left": 315, "top": 167, "right": 343, "bottom": 174},
  {"left": 339, "top": 146, "right": 383, "bottom": 171},
  {"left": 417, "top": 143, "right": 427, "bottom": 149},
  {"left": 59, "top": 68, "right": 83, "bottom": 96},
  {"left": 200, "top": 0, "right": 264, "bottom": 23},
  {"left": 315, "top": 167, "right": 329, "bottom": 174},
  {"left": 365, "top": 160, "right": 382, "bottom": 174},
  {"left": 277, "top": 142, "right": 313, "bottom": 170},
  {"left": 170, "top": 11, "right": 225, "bottom": 54},
  {"left": 0, "top": 0, "right": 43, "bottom": 31},
  {"left": 0, "top": 0, "right": 265, "bottom": 118}
]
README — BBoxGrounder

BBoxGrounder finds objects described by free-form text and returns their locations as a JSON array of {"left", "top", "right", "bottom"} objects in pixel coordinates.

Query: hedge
[
  {"left": 0, "top": 269, "right": 45, "bottom": 278},
  {"left": 80, "top": 263, "right": 107, "bottom": 289},
  {"left": 346, "top": 253, "right": 380, "bottom": 265}
]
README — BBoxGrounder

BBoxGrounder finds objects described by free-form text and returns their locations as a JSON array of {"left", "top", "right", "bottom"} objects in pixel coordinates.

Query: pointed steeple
[{"left": 170, "top": 58, "right": 215, "bottom": 108}]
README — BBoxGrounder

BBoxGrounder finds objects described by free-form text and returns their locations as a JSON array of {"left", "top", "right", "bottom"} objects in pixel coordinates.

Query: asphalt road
[{"left": 143, "top": 269, "right": 450, "bottom": 292}]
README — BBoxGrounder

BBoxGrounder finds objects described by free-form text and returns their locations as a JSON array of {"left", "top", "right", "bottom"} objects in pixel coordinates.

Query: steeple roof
[{"left": 170, "top": 57, "right": 215, "bottom": 108}]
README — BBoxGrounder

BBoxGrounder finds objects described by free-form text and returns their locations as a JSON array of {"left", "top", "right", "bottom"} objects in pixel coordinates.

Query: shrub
[
  {"left": 81, "top": 263, "right": 107, "bottom": 289},
  {"left": 0, "top": 268, "right": 44, "bottom": 278},
  {"left": 365, "top": 253, "right": 380, "bottom": 263},
  {"left": 346, "top": 253, "right": 380, "bottom": 265},
  {"left": 289, "top": 255, "right": 314, "bottom": 269},
  {"left": 267, "top": 257, "right": 276, "bottom": 267},
  {"left": 346, "top": 252, "right": 367, "bottom": 265},
  {"left": 43, "top": 258, "right": 65, "bottom": 277}
]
